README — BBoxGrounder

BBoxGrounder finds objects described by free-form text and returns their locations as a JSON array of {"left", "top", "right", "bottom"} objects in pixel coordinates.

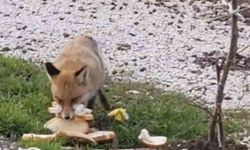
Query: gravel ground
[
  {"left": 0, "top": 136, "right": 17, "bottom": 150},
  {"left": 0, "top": 0, "right": 250, "bottom": 110}
]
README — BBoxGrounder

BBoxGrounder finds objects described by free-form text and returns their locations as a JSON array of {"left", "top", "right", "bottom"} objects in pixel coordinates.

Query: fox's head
[{"left": 45, "top": 62, "right": 90, "bottom": 120}]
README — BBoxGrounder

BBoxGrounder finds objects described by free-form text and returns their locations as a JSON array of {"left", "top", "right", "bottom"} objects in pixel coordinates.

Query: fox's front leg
[{"left": 86, "top": 95, "right": 97, "bottom": 110}]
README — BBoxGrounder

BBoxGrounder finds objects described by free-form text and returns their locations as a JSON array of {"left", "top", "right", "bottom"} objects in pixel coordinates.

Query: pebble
[{"left": 63, "top": 33, "right": 70, "bottom": 38}]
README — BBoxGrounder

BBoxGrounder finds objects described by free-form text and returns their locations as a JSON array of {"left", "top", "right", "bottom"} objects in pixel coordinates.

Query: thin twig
[
  {"left": 186, "top": 99, "right": 213, "bottom": 117},
  {"left": 237, "top": 45, "right": 250, "bottom": 54},
  {"left": 206, "top": 7, "right": 250, "bottom": 23}
]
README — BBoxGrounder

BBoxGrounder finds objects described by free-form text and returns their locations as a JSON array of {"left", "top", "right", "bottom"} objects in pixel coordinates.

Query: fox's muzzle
[
  {"left": 61, "top": 103, "right": 74, "bottom": 120},
  {"left": 61, "top": 111, "right": 74, "bottom": 120}
]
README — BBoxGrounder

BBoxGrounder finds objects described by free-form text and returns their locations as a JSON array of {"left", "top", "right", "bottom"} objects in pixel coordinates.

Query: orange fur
[{"left": 46, "top": 36, "right": 105, "bottom": 119}]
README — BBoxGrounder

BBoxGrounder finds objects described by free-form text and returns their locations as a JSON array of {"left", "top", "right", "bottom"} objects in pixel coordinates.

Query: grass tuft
[{"left": 20, "top": 140, "right": 62, "bottom": 150}]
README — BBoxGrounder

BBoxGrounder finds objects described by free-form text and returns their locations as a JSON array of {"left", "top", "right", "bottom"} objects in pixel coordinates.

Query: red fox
[{"left": 45, "top": 36, "right": 110, "bottom": 120}]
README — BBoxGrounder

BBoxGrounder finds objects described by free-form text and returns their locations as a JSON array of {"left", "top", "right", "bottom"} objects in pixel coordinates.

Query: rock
[
  {"left": 139, "top": 67, "right": 146, "bottom": 72},
  {"left": 123, "top": 3, "right": 128, "bottom": 6},
  {"left": 3, "top": 14, "right": 10, "bottom": 17},
  {"left": 117, "top": 44, "right": 131, "bottom": 51},
  {"left": 78, "top": 6, "right": 85, "bottom": 12},
  {"left": 140, "top": 56, "right": 147, "bottom": 60},
  {"left": 63, "top": 33, "right": 70, "bottom": 38},
  {"left": 17, "top": 35, "right": 22, "bottom": 39},
  {"left": 224, "top": 96, "right": 232, "bottom": 100},
  {"left": 132, "top": 58, "right": 137, "bottom": 62},
  {"left": 112, "top": 70, "right": 117, "bottom": 75},
  {"left": 110, "top": 7, "right": 115, "bottom": 10},
  {"left": 134, "top": 22, "right": 139, "bottom": 25},
  {"left": 65, "top": 11, "right": 71, "bottom": 14},
  {"left": 129, "top": 33, "right": 136, "bottom": 36}
]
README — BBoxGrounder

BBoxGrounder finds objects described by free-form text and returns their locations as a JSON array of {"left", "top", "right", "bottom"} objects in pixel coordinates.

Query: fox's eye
[
  {"left": 57, "top": 99, "right": 63, "bottom": 104},
  {"left": 71, "top": 96, "right": 81, "bottom": 104},
  {"left": 55, "top": 96, "right": 63, "bottom": 104},
  {"left": 72, "top": 98, "right": 78, "bottom": 103}
]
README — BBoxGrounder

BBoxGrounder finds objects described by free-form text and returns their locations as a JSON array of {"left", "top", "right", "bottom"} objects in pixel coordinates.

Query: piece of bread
[
  {"left": 57, "top": 131, "right": 96, "bottom": 144},
  {"left": 74, "top": 114, "right": 93, "bottom": 121},
  {"left": 22, "top": 129, "right": 115, "bottom": 144},
  {"left": 138, "top": 136, "right": 167, "bottom": 148},
  {"left": 87, "top": 131, "right": 115, "bottom": 142},
  {"left": 74, "top": 104, "right": 92, "bottom": 116},
  {"left": 44, "top": 117, "right": 89, "bottom": 134},
  {"left": 22, "top": 133, "right": 57, "bottom": 142},
  {"left": 138, "top": 129, "right": 167, "bottom": 148},
  {"left": 22, "top": 132, "right": 96, "bottom": 144}
]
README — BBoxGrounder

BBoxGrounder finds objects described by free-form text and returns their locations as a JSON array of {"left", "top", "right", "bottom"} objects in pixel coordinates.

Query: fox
[{"left": 45, "top": 35, "right": 110, "bottom": 120}]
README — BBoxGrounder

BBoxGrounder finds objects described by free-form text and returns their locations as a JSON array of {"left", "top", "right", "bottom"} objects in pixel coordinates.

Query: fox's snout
[
  {"left": 61, "top": 111, "right": 73, "bottom": 120},
  {"left": 60, "top": 105, "right": 74, "bottom": 120}
]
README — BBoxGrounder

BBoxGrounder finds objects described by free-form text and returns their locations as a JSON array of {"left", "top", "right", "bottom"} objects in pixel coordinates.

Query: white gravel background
[{"left": 1, "top": 0, "right": 250, "bottom": 109}]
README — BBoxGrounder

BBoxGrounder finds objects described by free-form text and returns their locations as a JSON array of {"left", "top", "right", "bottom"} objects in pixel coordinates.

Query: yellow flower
[{"left": 108, "top": 108, "right": 129, "bottom": 122}]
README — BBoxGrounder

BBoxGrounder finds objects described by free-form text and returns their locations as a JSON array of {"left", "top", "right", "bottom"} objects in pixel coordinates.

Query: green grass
[
  {"left": 0, "top": 55, "right": 52, "bottom": 139},
  {"left": 0, "top": 55, "right": 248, "bottom": 149},
  {"left": 224, "top": 110, "right": 250, "bottom": 133},
  {"left": 20, "top": 140, "right": 62, "bottom": 150},
  {"left": 94, "top": 84, "right": 209, "bottom": 148}
]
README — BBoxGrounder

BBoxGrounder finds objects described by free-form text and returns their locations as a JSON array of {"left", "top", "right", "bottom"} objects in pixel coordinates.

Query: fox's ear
[
  {"left": 75, "top": 65, "right": 88, "bottom": 85},
  {"left": 45, "top": 62, "right": 60, "bottom": 78}
]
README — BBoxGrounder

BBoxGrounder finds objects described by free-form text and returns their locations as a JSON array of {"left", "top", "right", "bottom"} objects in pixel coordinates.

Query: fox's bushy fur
[{"left": 45, "top": 36, "right": 110, "bottom": 119}]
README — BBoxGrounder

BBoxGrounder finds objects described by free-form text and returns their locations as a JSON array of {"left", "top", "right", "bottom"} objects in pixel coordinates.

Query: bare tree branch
[
  {"left": 186, "top": 99, "right": 213, "bottom": 117},
  {"left": 209, "top": 0, "right": 239, "bottom": 148}
]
